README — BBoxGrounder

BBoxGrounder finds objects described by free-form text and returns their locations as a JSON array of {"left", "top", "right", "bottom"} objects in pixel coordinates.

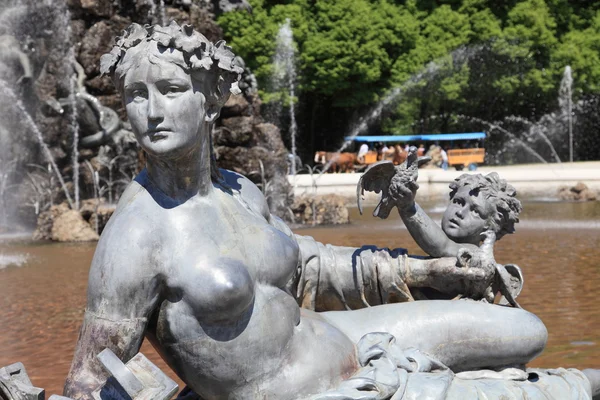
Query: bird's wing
[{"left": 357, "top": 160, "right": 396, "bottom": 215}]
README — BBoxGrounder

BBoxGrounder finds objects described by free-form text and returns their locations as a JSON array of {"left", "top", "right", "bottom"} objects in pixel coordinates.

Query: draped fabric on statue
[
  {"left": 308, "top": 333, "right": 592, "bottom": 400},
  {"left": 291, "top": 235, "right": 414, "bottom": 311}
]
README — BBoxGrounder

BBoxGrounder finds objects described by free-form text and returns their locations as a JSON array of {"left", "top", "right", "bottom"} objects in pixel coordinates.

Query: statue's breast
[
  {"left": 176, "top": 256, "right": 255, "bottom": 324},
  {"left": 153, "top": 194, "right": 299, "bottom": 335}
]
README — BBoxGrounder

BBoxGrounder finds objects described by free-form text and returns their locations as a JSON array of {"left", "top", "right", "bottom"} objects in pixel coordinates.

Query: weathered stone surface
[
  {"left": 214, "top": 119, "right": 254, "bottom": 146},
  {"left": 254, "top": 122, "right": 287, "bottom": 155},
  {"left": 292, "top": 194, "right": 350, "bottom": 226},
  {"left": 52, "top": 209, "right": 99, "bottom": 242},
  {"left": 221, "top": 116, "right": 254, "bottom": 137},
  {"left": 221, "top": 94, "right": 250, "bottom": 118},
  {"left": 80, "top": 199, "right": 116, "bottom": 234},
  {"left": 86, "top": 74, "right": 117, "bottom": 94},
  {"left": 557, "top": 182, "right": 598, "bottom": 201},
  {"left": 79, "top": 17, "right": 129, "bottom": 77},
  {"left": 80, "top": 0, "right": 114, "bottom": 17},
  {"left": 215, "top": 146, "right": 267, "bottom": 176}
]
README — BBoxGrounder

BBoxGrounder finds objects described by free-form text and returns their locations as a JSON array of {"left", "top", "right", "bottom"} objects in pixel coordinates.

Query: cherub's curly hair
[
  {"left": 100, "top": 21, "right": 243, "bottom": 103},
  {"left": 449, "top": 172, "right": 522, "bottom": 240}
]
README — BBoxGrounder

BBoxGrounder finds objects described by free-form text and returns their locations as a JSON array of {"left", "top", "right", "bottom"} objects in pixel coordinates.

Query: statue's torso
[{"left": 123, "top": 183, "right": 356, "bottom": 399}]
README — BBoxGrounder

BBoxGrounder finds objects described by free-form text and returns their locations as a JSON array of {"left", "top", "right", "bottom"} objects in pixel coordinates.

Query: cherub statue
[{"left": 358, "top": 149, "right": 524, "bottom": 305}]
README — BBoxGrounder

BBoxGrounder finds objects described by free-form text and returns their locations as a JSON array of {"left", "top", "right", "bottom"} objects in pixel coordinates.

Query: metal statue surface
[{"left": 58, "top": 22, "right": 599, "bottom": 400}]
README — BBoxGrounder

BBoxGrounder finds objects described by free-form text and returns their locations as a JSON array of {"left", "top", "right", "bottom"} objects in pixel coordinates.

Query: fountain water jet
[
  {"left": 455, "top": 114, "right": 548, "bottom": 164},
  {"left": 317, "top": 47, "right": 480, "bottom": 177},
  {"left": 0, "top": 80, "right": 74, "bottom": 210},
  {"left": 503, "top": 115, "right": 561, "bottom": 163},
  {"left": 272, "top": 18, "right": 298, "bottom": 176},
  {"left": 147, "top": 0, "right": 166, "bottom": 26},
  {"left": 559, "top": 66, "right": 573, "bottom": 162},
  {"left": 65, "top": 18, "right": 80, "bottom": 210}
]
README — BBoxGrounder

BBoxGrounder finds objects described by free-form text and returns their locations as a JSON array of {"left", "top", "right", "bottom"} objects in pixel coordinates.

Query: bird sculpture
[{"left": 357, "top": 146, "right": 431, "bottom": 219}]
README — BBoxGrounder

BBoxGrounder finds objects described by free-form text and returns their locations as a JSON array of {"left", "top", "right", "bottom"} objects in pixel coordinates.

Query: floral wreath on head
[{"left": 100, "top": 21, "right": 243, "bottom": 97}]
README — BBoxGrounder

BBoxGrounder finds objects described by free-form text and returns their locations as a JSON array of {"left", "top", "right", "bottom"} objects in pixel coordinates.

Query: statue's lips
[
  {"left": 147, "top": 130, "right": 172, "bottom": 141},
  {"left": 448, "top": 218, "right": 461, "bottom": 227}
]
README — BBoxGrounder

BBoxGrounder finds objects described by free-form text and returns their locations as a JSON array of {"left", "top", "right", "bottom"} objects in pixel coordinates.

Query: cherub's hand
[
  {"left": 389, "top": 173, "right": 418, "bottom": 212},
  {"left": 455, "top": 231, "right": 497, "bottom": 301},
  {"left": 357, "top": 146, "right": 430, "bottom": 219}
]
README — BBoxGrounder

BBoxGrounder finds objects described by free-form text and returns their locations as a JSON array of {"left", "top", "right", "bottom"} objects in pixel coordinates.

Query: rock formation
[
  {"left": 557, "top": 182, "right": 598, "bottom": 201},
  {"left": 292, "top": 194, "right": 350, "bottom": 226}
]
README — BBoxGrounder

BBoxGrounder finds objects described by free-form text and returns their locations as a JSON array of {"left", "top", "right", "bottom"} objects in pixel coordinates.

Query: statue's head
[
  {"left": 442, "top": 172, "right": 522, "bottom": 245},
  {"left": 100, "top": 22, "right": 242, "bottom": 166}
]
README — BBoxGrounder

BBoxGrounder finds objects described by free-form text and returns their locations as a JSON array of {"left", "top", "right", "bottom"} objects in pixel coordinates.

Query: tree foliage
[{"left": 218, "top": 0, "right": 600, "bottom": 162}]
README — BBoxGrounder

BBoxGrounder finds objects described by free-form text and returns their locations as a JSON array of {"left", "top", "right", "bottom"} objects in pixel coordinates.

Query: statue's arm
[
  {"left": 398, "top": 203, "right": 478, "bottom": 257},
  {"left": 290, "top": 234, "right": 412, "bottom": 310},
  {"left": 291, "top": 234, "right": 494, "bottom": 311},
  {"left": 63, "top": 222, "right": 160, "bottom": 399}
]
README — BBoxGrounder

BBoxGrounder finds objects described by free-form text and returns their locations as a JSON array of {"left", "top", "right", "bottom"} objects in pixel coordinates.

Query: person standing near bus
[
  {"left": 357, "top": 142, "right": 369, "bottom": 163},
  {"left": 440, "top": 146, "right": 449, "bottom": 170}
]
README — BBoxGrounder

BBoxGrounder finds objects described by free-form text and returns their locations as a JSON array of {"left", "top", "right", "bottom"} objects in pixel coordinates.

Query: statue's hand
[
  {"left": 456, "top": 231, "right": 497, "bottom": 301},
  {"left": 389, "top": 173, "right": 418, "bottom": 211},
  {"left": 357, "top": 147, "right": 430, "bottom": 218},
  {"left": 389, "top": 149, "right": 430, "bottom": 212}
]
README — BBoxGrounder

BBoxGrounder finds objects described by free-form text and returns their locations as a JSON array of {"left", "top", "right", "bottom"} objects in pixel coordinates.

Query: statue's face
[
  {"left": 123, "top": 44, "right": 207, "bottom": 160},
  {"left": 442, "top": 186, "right": 494, "bottom": 244}
]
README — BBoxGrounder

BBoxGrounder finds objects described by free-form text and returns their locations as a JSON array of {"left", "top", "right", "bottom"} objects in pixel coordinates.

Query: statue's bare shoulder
[
  {"left": 86, "top": 179, "right": 161, "bottom": 317},
  {"left": 219, "top": 168, "right": 271, "bottom": 220}
]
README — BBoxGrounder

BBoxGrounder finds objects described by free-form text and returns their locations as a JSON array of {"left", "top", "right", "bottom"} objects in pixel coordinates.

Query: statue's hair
[
  {"left": 100, "top": 22, "right": 243, "bottom": 184},
  {"left": 449, "top": 172, "right": 522, "bottom": 240}
]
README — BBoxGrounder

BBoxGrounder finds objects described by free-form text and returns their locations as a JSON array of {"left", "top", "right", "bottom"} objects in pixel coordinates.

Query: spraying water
[
  {"left": 503, "top": 115, "right": 561, "bottom": 163},
  {"left": 66, "top": 27, "right": 81, "bottom": 210},
  {"left": 317, "top": 47, "right": 481, "bottom": 177},
  {"left": 147, "top": 0, "right": 166, "bottom": 25},
  {"left": 272, "top": 19, "right": 298, "bottom": 176},
  {"left": 456, "top": 115, "right": 548, "bottom": 164},
  {"left": 158, "top": 0, "right": 166, "bottom": 25},
  {"left": 0, "top": 80, "right": 74, "bottom": 209},
  {"left": 559, "top": 66, "right": 573, "bottom": 162}
]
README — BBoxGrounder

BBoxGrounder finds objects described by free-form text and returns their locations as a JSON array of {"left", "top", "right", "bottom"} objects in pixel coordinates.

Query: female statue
[{"left": 63, "top": 23, "right": 597, "bottom": 400}]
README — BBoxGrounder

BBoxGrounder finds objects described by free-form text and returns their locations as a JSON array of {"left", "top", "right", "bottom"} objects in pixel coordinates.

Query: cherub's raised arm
[
  {"left": 64, "top": 220, "right": 160, "bottom": 399},
  {"left": 399, "top": 202, "right": 477, "bottom": 258}
]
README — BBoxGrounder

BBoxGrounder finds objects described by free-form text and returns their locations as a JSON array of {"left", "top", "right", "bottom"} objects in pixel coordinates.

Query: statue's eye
[
  {"left": 130, "top": 89, "right": 147, "bottom": 101},
  {"left": 164, "top": 85, "right": 185, "bottom": 96}
]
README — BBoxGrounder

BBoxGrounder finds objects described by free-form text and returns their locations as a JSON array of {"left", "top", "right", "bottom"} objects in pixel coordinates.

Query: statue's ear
[
  {"left": 203, "top": 76, "right": 234, "bottom": 123},
  {"left": 204, "top": 102, "right": 221, "bottom": 123}
]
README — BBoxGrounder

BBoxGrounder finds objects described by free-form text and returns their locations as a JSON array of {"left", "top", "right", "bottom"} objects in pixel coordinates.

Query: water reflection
[{"left": 0, "top": 201, "right": 598, "bottom": 396}]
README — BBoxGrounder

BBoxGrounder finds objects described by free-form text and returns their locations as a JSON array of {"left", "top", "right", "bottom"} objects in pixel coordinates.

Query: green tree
[{"left": 217, "top": 0, "right": 600, "bottom": 161}]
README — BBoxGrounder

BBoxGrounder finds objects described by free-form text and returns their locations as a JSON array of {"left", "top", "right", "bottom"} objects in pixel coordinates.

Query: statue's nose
[{"left": 147, "top": 92, "right": 164, "bottom": 122}]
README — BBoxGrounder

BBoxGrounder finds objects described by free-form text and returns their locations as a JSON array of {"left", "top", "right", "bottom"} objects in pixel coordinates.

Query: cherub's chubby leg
[{"left": 320, "top": 300, "right": 548, "bottom": 372}]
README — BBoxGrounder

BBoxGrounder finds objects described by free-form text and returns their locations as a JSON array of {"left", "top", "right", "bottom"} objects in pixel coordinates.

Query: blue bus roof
[{"left": 345, "top": 133, "right": 486, "bottom": 142}]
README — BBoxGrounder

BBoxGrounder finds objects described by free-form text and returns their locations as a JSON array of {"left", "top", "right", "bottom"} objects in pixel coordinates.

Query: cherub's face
[{"left": 442, "top": 186, "right": 494, "bottom": 245}]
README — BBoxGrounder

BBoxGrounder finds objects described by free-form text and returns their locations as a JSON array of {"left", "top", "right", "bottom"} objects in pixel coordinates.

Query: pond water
[{"left": 0, "top": 200, "right": 599, "bottom": 396}]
